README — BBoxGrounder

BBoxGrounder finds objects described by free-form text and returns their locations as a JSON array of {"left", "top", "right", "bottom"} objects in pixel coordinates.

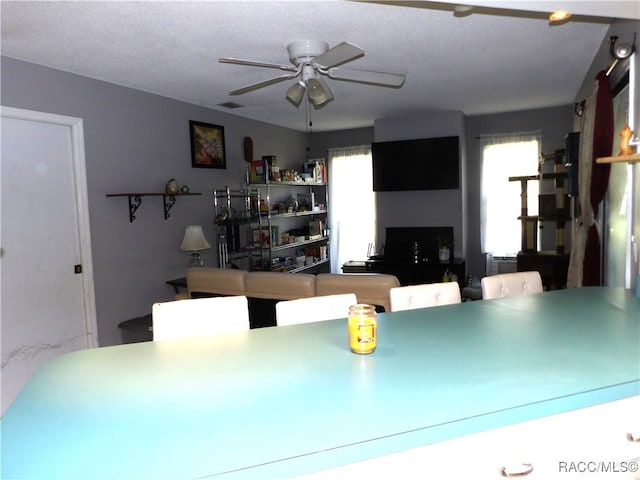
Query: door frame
[{"left": 1, "top": 106, "right": 98, "bottom": 347}]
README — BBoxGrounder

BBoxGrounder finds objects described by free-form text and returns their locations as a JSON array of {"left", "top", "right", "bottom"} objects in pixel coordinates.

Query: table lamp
[{"left": 180, "top": 225, "right": 211, "bottom": 267}]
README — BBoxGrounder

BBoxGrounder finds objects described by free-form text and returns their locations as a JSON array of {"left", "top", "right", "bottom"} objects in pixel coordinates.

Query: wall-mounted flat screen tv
[{"left": 372, "top": 136, "right": 460, "bottom": 191}]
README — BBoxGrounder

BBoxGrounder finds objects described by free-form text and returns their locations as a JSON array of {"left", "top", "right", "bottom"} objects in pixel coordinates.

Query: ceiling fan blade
[
  {"left": 313, "top": 42, "right": 364, "bottom": 68},
  {"left": 327, "top": 67, "right": 406, "bottom": 88},
  {"left": 219, "top": 57, "right": 297, "bottom": 72},
  {"left": 229, "top": 73, "right": 299, "bottom": 95}
]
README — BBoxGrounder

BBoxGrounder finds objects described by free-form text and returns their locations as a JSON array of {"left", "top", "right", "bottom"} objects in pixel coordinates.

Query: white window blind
[
  {"left": 480, "top": 132, "right": 541, "bottom": 257},
  {"left": 328, "top": 145, "right": 376, "bottom": 273}
]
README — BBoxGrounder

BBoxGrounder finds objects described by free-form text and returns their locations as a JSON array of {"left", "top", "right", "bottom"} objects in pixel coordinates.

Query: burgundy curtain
[
  {"left": 567, "top": 71, "right": 614, "bottom": 288},
  {"left": 584, "top": 71, "right": 613, "bottom": 286}
]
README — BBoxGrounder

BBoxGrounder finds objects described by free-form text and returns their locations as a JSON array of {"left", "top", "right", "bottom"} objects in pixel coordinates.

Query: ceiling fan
[{"left": 219, "top": 40, "right": 406, "bottom": 109}]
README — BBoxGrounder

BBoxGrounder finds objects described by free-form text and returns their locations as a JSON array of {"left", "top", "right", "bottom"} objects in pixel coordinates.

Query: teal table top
[{"left": 2, "top": 287, "right": 639, "bottom": 479}]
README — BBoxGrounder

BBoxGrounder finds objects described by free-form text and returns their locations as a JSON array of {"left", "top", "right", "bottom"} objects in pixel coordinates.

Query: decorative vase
[
  {"left": 166, "top": 178, "right": 179, "bottom": 195},
  {"left": 438, "top": 247, "right": 451, "bottom": 263}
]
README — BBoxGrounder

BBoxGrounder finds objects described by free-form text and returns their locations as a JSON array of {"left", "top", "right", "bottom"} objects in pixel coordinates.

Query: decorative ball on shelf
[
  {"left": 165, "top": 178, "right": 179, "bottom": 195},
  {"left": 180, "top": 185, "right": 190, "bottom": 193}
]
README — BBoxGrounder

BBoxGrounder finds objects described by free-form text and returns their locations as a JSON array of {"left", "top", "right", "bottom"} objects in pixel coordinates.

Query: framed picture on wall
[{"left": 189, "top": 120, "right": 226, "bottom": 169}]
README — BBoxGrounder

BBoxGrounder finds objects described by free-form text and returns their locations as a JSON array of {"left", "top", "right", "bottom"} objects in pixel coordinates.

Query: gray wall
[
  {"left": 313, "top": 107, "right": 573, "bottom": 278},
  {"left": 373, "top": 111, "right": 466, "bottom": 258},
  {"left": 574, "top": 19, "right": 640, "bottom": 285},
  {"left": 575, "top": 20, "right": 639, "bottom": 114},
  {"left": 1, "top": 57, "right": 307, "bottom": 346},
  {"left": 307, "top": 127, "right": 374, "bottom": 157},
  {"left": 308, "top": 113, "right": 470, "bottom": 261},
  {"left": 4, "top": 18, "right": 634, "bottom": 345}
]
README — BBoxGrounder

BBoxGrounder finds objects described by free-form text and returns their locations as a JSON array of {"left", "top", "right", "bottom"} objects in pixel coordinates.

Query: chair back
[
  {"left": 480, "top": 271, "right": 543, "bottom": 300},
  {"left": 389, "top": 282, "right": 461, "bottom": 312},
  {"left": 276, "top": 293, "right": 357, "bottom": 326},
  {"left": 152, "top": 295, "right": 249, "bottom": 341}
]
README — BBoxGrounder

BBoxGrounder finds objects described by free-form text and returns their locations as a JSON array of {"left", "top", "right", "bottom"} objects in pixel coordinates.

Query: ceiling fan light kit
[
  {"left": 307, "top": 76, "right": 334, "bottom": 108},
  {"left": 285, "top": 81, "right": 306, "bottom": 107},
  {"left": 219, "top": 40, "right": 405, "bottom": 109}
]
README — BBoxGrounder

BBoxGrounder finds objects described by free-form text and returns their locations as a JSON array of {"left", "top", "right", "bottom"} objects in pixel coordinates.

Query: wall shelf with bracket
[
  {"left": 106, "top": 192, "right": 201, "bottom": 222},
  {"left": 596, "top": 153, "right": 640, "bottom": 164}
]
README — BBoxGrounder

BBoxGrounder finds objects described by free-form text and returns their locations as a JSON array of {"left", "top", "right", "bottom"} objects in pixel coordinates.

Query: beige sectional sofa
[{"left": 181, "top": 267, "right": 400, "bottom": 327}]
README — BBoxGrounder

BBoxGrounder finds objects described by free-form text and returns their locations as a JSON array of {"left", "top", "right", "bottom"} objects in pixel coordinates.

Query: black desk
[
  {"left": 343, "top": 258, "right": 465, "bottom": 286},
  {"left": 341, "top": 261, "right": 379, "bottom": 273},
  {"left": 118, "top": 277, "right": 186, "bottom": 343},
  {"left": 517, "top": 252, "right": 570, "bottom": 290},
  {"left": 118, "top": 314, "right": 152, "bottom": 343},
  {"left": 166, "top": 277, "right": 187, "bottom": 294}
]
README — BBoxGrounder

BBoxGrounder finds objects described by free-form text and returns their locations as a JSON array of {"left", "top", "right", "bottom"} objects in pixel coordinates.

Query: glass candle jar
[{"left": 348, "top": 304, "right": 377, "bottom": 354}]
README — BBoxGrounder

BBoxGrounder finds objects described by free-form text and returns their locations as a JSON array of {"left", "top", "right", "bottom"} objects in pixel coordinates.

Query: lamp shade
[
  {"left": 180, "top": 225, "right": 211, "bottom": 252},
  {"left": 307, "top": 77, "right": 333, "bottom": 108},
  {"left": 286, "top": 81, "right": 305, "bottom": 107}
]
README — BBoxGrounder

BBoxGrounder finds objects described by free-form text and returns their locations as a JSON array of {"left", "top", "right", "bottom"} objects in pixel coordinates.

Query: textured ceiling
[{"left": 1, "top": 1, "right": 636, "bottom": 132}]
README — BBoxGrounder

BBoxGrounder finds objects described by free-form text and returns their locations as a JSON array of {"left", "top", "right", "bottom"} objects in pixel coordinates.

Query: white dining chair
[
  {"left": 480, "top": 271, "right": 543, "bottom": 300},
  {"left": 389, "top": 282, "right": 461, "bottom": 312},
  {"left": 275, "top": 293, "right": 357, "bottom": 326},
  {"left": 152, "top": 295, "right": 250, "bottom": 341}
]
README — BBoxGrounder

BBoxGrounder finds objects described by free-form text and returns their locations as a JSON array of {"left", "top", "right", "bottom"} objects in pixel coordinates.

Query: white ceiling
[{"left": 1, "top": 1, "right": 638, "bottom": 132}]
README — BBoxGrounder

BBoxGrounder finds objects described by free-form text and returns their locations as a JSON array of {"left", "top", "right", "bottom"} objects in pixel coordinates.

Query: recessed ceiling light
[
  {"left": 217, "top": 102, "right": 243, "bottom": 109},
  {"left": 454, "top": 5, "right": 473, "bottom": 13},
  {"left": 549, "top": 10, "right": 571, "bottom": 22},
  {"left": 453, "top": 4, "right": 474, "bottom": 17}
]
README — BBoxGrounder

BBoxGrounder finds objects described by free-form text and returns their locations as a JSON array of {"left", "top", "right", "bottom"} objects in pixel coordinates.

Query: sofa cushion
[
  {"left": 245, "top": 271, "right": 316, "bottom": 300},
  {"left": 315, "top": 273, "right": 400, "bottom": 312},
  {"left": 187, "top": 267, "right": 247, "bottom": 297}
]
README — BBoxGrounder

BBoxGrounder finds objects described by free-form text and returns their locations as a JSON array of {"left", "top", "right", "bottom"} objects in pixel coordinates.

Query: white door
[{"left": 1, "top": 107, "right": 97, "bottom": 416}]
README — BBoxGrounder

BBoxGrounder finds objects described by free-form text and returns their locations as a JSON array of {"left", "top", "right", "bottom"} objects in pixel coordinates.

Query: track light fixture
[
  {"left": 609, "top": 34, "right": 636, "bottom": 60},
  {"left": 606, "top": 33, "right": 636, "bottom": 76}
]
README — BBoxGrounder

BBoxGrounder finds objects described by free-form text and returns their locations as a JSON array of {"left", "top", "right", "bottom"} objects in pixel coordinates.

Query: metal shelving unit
[
  {"left": 213, "top": 186, "right": 263, "bottom": 269},
  {"left": 250, "top": 179, "right": 330, "bottom": 273}
]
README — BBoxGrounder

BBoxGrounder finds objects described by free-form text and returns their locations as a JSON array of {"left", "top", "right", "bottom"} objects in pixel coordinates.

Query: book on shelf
[
  {"left": 304, "top": 158, "right": 327, "bottom": 183},
  {"left": 262, "top": 155, "right": 279, "bottom": 182},
  {"left": 249, "top": 159, "right": 267, "bottom": 183},
  {"left": 296, "top": 192, "right": 315, "bottom": 211},
  {"left": 309, "top": 219, "right": 324, "bottom": 236}
]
